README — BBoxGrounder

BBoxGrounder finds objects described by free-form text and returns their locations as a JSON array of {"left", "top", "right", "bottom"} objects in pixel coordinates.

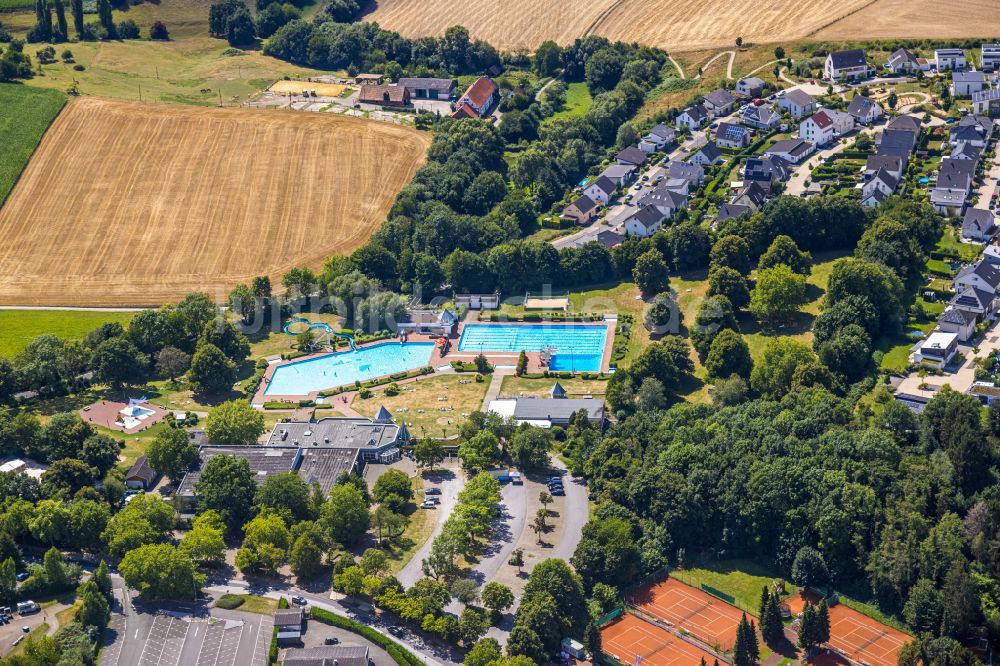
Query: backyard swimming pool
[
  {"left": 264, "top": 342, "right": 435, "bottom": 396},
  {"left": 458, "top": 323, "right": 609, "bottom": 372}
]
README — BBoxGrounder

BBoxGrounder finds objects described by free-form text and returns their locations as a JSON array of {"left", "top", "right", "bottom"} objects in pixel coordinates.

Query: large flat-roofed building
[
  {"left": 177, "top": 446, "right": 302, "bottom": 504},
  {"left": 488, "top": 396, "right": 605, "bottom": 428},
  {"left": 266, "top": 410, "right": 406, "bottom": 464},
  {"left": 296, "top": 447, "right": 361, "bottom": 495},
  {"left": 283, "top": 646, "right": 370, "bottom": 666}
]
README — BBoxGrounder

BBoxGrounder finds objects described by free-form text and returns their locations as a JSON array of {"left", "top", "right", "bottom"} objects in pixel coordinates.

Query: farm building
[
  {"left": 398, "top": 77, "right": 457, "bottom": 100},
  {"left": 453, "top": 76, "right": 500, "bottom": 118},
  {"left": 355, "top": 73, "right": 384, "bottom": 85},
  {"left": 358, "top": 84, "right": 410, "bottom": 108}
]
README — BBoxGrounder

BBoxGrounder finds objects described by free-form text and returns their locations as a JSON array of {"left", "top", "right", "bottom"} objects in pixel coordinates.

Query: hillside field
[
  {"left": 0, "top": 97, "right": 431, "bottom": 306},
  {"left": 0, "top": 84, "right": 66, "bottom": 208},
  {"left": 0, "top": 310, "right": 136, "bottom": 358},
  {"left": 364, "top": 0, "right": 1000, "bottom": 51}
]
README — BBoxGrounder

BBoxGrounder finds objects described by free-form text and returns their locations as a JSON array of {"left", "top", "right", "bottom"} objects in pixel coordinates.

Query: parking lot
[{"left": 100, "top": 606, "right": 273, "bottom": 666}]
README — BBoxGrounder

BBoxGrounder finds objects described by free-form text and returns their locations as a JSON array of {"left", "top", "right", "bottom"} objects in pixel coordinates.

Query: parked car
[
  {"left": 420, "top": 499, "right": 437, "bottom": 508},
  {"left": 22, "top": 626, "right": 29, "bottom": 633},
  {"left": 15, "top": 573, "right": 28, "bottom": 582},
  {"left": 325, "top": 636, "right": 341, "bottom": 645},
  {"left": 550, "top": 487, "right": 565, "bottom": 496},
  {"left": 291, "top": 595, "right": 306, "bottom": 606},
  {"left": 388, "top": 626, "right": 405, "bottom": 637},
  {"left": 424, "top": 488, "right": 441, "bottom": 496}
]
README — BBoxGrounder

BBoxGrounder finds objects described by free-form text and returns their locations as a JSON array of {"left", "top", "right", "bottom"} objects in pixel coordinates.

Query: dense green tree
[
  {"left": 119, "top": 544, "right": 202, "bottom": 600},
  {"left": 289, "top": 532, "right": 324, "bottom": 582},
  {"left": 195, "top": 455, "right": 257, "bottom": 531},
  {"left": 632, "top": 250, "right": 670, "bottom": 295},
  {"left": 466, "top": 638, "right": 503, "bottom": 666},
  {"left": 791, "top": 546, "right": 829, "bottom": 589},
  {"left": 199, "top": 318, "right": 250, "bottom": 365},
  {"left": 691, "top": 295, "right": 739, "bottom": 357},
  {"left": 758, "top": 235, "right": 812, "bottom": 274},
  {"left": 256, "top": 472, "right": 313, "bottom": 523},
  {"left": 749, "top": 339, "right": 815, "bottom": 399},
  {"left": 509, "top": 426, "right": 551, "bottom": 470},
  {"left": 205, "top": 400, "right": 264, "bottom": 446},
  {"left": 76, "top": 580, "right": 109, "bottom": 629},
  {"left": 372, "top": 468, "right": 413, "bottom": 513},
  {"left": 481, "top": 581, "right": 514, "bottom": 615},
  {"left": 147, "top": 427, "right": 199, "bottom": 482},
  {"left": 708, "top": 266, "right": 751, "bottom": 309},
  {"left": 644, "top": 292, "right": 681, "bottom": 334},
  {"left": 749, "top": 264, "right": 808, "bottom": 326},
  {"left": 179, "top": 515, "right": 226, "bottom": 567},
  {"left": 710, "top": 235, "right": 753, "bottom": 276},
  {"left": 571, "top": 517, "right": 640, "bottom": 589},
  {"left": 921, "top": 387, "right": 991, "bottom": 492},
  {"left": 96, "top": 0, "right": 113, "bottom": 36},
  {"left": 459, "top": 430, "right": 501, "bottom": 472},
  {"left": 187, "top": 343, "right": 237, "bottom": 394},
  {"left": 705, "top": 329, "right": 753, "bottom": 381},
  {"left": 414, "top": 438, "right": 446, "bottom": 470},
  {"left": 319, "top": 483, "right": 370, "bottom": 546}
]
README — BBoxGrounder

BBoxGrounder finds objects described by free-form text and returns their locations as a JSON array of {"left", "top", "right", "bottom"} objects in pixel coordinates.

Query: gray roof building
[
  {"left": 177, "top": 446, "right": 302, "bottom": 500},
  {"left": 283, "top": 646, "right": 370, "bottom": 666},
  {"left": 716, "top": 203, "right": 751, "bottom": 223}
]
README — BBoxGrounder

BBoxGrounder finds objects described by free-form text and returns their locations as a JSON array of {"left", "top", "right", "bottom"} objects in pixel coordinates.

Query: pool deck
[{"left": 252, "top": 320, "right": 615, "bottom": 406}]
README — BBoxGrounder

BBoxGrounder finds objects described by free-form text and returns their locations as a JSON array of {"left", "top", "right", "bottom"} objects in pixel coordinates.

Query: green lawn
[
  {"left": 671, "top": 559, "right": 789, "bottom": 616},
  {"left": 0, "top": 309, "right": 136, "bottom": 358},
  {"left": 934, "top": 225, "right": 981, "bottom": 262},
  {"left": 0, "top": 83, "right": 66, "bottom": 207},
  {"left": 545, "top": 82, "right": 592, "bottom": 122},
  {"left": 214, "top": 594, "right": 277, "bottom": 614}
]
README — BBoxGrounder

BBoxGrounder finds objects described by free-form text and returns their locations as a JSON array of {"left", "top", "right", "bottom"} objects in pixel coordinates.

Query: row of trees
[{"left": 27, "top": 0, "right": 168, "bottom": 43}]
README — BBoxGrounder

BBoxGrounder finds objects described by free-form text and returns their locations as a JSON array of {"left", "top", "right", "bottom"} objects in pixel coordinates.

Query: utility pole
[
  {"left": 219, "top": 89, "right": 223, "bottom": 107},
  {"left": 138, "top": 84, "right": 142, "bottom": 102}
]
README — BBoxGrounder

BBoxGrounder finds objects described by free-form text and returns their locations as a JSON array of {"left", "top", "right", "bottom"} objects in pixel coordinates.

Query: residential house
[
  {"left": 953, "top": 71, "right": 987, "bottom": 97},
  {"left": 622, "top": 206, "right": 665, "bottom": 237},
  {"left": 913, "top": 331, "right": 959, "bottom": 368},
  {"left": 973, "top": 89, "right": 1000, "bottom": 116},
  {"left": 847, "top": 95, "right": 883, "bottom": 125},
  {"left": 950, "top": 286, "right": 996, "bottom": 319},
  {"left": 861, "top": 168, "right": 899, "bottom": 207},
  {"left": 938, "top": 308, "right": 978, "bottom": 342},
  {"left": 983, "top": 43, "right": 1000, "bottom": 71},
  {"left": 931, "top": 158, "right": 976, "bottom": 215},
  {"left": 703, "top": 89, "right": 737, "bottom": 117},
  {"left": 886, "top": 48, "right": 920, "bottom": 74},
  {"left": 595, "top": 230, "right": 626, "bottom": 249},
  {"left": 715, "top": 203, "right": 752, "bottom": 223},
  {"left": 690, "top": 141, "right": 723, "bottom": 166},
  {"left": 676, "top": 104, "right": 708, "bottom": 131},
  {"left": 731, "top": 181, "right": 768, "bottom": 211},
  {"left": 986, "top": 245, "right": 1000, "bottom": 265},
  {"left": 639, "top": 124, "right": 676, "bottom": 153},
  {"left": 358, "top": 84, "right": 410, "bottom": 108},
  {"left": 735, "top": 77, "right": 765, "bottom": 98},
  {"left": 600, "top": 164, "right": 637, "bottom": 186},
  {"left": 714, "top": 122, "right": 751, "bottom": 149},
  {"left": 125, "top": 455, "right": 157, "bottom": 490},
  {"left": 744, "top": 156, "right": 791, "bottom": 184},
  {"left": 962, "top": 209, "right": 997, "bottom": 242},
  {"left": 876, "top": 129, "right": 918, "bottom": 165},
  {"left": 952, "top": 143, "right": 984, "bottom": 161},
  {"left": 825, "top": 49, "right": 869, "bottom": 81},
  {"left": 951, "top": 114, "right": 994, "bottom": 148},
  {"left": 826, "top": 109, "right": 856, "bottom": 135},
  {"left": 660, "top": 177, "right": 693, "bottom": 195},
  {"left": 764, "top": 138, "right": 815, "bottom": 164},
  {"left": 398, "top": 77, "right": 457, "bottom": 100},
  {"left": 584, "top": 176, "right": 617, "bottom": 205},
  {"left": 452, "top": 76, "right": 499, "bottom": 118},
  {"left": 741, "top": 104, "right": 781, "bottom": 130},
  {"left": 954, "top": 259, "right": 1000, "bottom": 294},
  {"left": 560, "top": 195, "right": 599, "bottom": 225},
  {"left": 637, "top": 186, "right": 688, "bottom": 217},
  {"left": 799, "top": 111, "right": 837, "bottom": 146},
  {"left": 616, "top": 146, "right": 649, "bottom": 167},
  {"left": 886, "top": 114, "right": 922, "bottom": 134},
  {"left": 668, "top": 161, "right": 705, "bottom": 184},
  {"left": 866, "top": 155, "right": 903, "bottom": 179},
  {"left": 935, "top": 47, "right": 968, "bottom": 71},
  {"left": 777, "top": 89, "right": 817, "bottom": 119}
]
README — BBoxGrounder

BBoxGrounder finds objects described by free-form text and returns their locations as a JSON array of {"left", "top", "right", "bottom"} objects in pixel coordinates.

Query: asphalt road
[{"left": 396, "top": 463, "right": 464, "bottom": 588}]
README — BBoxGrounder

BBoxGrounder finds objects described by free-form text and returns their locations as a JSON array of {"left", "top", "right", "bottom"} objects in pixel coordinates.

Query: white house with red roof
[
  {"left": 799, "top": 111, "right": 836, "bottom": 146},
  {"left": 452, "top": 76, "right": 500, "bottom": 119}
]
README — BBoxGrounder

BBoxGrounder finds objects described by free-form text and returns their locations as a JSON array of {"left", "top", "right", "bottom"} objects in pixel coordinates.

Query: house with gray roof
[
  {"left": 638, "top": 186, "right": 688, "bottom": 217},
  {"left": 886, "top": 48, "right": 920, "bottom": 74},
  {"left": 866, "top": 155, "right": 903, "bottom": 179},
  {"left": 398, "top": 77, "right": 456, "bottom": 100},
  {"left": 735, "top": 77, "right": 765, "bottom": 98},
  {"left": 703, "top": 89, "right": 737, "bottom": 117},
  {"left": 600, "top": 164, "right": 638, "bottom": 185},
  {"left": 776, "top": 89, "right": 817, "bottom": 118},
  {"left": 953, "top": 71, "right": 987, "bottom": 97},
  {"left": 931, "top": 157, "right": 976, "bottom": 215},
  {"left": 639, "top": 124, "right": 676, "bottom": 153},
  {"left": 584, "top": 175, "right": 617, "bottom": 204},
  {"left": 622, "top": 205, "right": 666, "bottom": 237},
  {"left": 825, "top": 49, "right": 869, "bottom": 81},
  {"left": 488, "top": 392, "right": 605, "bottom": 427},
  {"left": 732, "top": 181, "right": 767, "bottom": 211},
  {"left": 847, "top": 94, "right": 883, "bottom": 125},
  {"left": 714, "top": 122, "right": 751, "bottom": 149},
  {"left": 741, "top": 104, "right": 780, "bottom": 130},
  {"left": 938, "top": 307, "right": 978, "bottom": 341},
  {"left": 744, "top": 155, "right": 790, "bottom": 183},
  {"left": 955, "top": 259, "right": 1000, "bottom": 294},
  {"left": 676, "top": 104, "right": 708, "bottom": 131},
  {"left": 690, "top": 141, "right": 723, "bottom": 166},
  {"left": 950, "top": 286, "right": 996, "bottom": 319},
  {"left": 764, "top": 138, "right": 815, "bottom": 164},
  {"left": 876, "top": 128, "right": 918, "bottom": 165},
  {"left": 283, "top": 646, "right": 370, "bottom": 666},
  {"left": 668, "top": 161, "right": 705, "bottom": 184},
  {"left": 616, "top": 146, "right": 648, "bottom": 167},
  {"left": 962, "top": 209, "right": 997, "bottom": 242},
  {"left": 715, "top": 203, "right": 751, "bottom": 224},
  {"left": 972, "top": 88, "right": 1000, "bottom": 116}
]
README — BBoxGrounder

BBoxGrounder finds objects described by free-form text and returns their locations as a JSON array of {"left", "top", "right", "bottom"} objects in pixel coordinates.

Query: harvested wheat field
[
  {"left": 269, "top": 80, "right": 351, "bottom": 96},
  {"left": 812, "top": 0, "right": 1000, "bottom": 43},
  {"left": 363, "top": 0, "right": 620, "bottom": 51},
  {"left": 366, "top": 0, "right": 1000, "bottom": 52},
  {"left": 0, "top": 97, "right": 430, "bottom": 306}
]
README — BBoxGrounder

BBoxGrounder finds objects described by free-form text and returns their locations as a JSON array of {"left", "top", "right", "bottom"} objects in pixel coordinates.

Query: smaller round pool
[{"left": 919, "top": 177, "right": 930, "bottom": 184}]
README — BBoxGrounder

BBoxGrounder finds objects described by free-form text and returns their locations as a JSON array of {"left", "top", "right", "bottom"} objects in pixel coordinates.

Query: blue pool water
[
  {"left": 919, "top": 177, "right": 930, "bottom": 184},
  {"left": 264, "top": 342, "right": 434, "bottom": 395},
  {"left": 458, "top": 324, "right": 608, "bottom": 372}
]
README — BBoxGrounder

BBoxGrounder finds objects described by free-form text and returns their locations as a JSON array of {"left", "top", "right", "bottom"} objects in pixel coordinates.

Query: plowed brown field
[
  {"left": 0, "top": 97, "right": 430, "bottom": 306},
  {"left": 364, "top": 0, "right": 1000, "bottom": 52}
]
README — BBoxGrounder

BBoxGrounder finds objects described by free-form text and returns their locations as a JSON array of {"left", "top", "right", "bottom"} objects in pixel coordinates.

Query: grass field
[
  {"left": 0, "top": 309, "right": 136, "bottom": 358},
  {"left": 670, "top": 559, "right": 788, "bottom": 615},
  {"left": 500, "top": 375, "right": 608, "bottom": 397},
  {"left": 0, "top": 97, "right": 430, "bottom": 306},
  {"left": 546, "top": 82, "right": 593, "bottom": 123},
  {"left": 384, "top": 475, "right": 435, "bottom": 574},
  {"left": 214, "top": 594, "right": 278, "bottom": 614},
  {"left": 351, "top": 374, "right": 489, "bottom": 439},
  {"left": 0, "top": 84, "right": 66, "bottom": 208}
]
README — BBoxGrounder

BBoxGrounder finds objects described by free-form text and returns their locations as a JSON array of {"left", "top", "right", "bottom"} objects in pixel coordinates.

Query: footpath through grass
[
  {"left": 0, "top": 309, "right": 135, "bottom": 358},
  {"left": 0, "top": 83, "right": 66, "bottom": 207}
]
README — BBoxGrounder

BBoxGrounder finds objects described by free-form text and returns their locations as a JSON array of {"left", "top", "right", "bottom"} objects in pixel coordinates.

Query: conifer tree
[
  {"left": 52, "top": 0, "right": 67, "bottom": 41},
  {"left": 759, "top": 586, "right": 770, "bottom": 624},
  {"left": 816, "top": 600, "right": 831, "bottom": 644},
  {"left": 70, "top": 0, "right": 84, "bottom": 36},
  {"left": 97, "top": 0, "right": 115, "bottom": 37}
]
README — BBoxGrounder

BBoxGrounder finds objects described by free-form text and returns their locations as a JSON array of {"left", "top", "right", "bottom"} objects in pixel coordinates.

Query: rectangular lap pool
[
  {"left": 458, "top": 323, "right": 608, "bottom": 372},
  {"left": 264, "top": 342, "right": 434, "bottom": 396}
]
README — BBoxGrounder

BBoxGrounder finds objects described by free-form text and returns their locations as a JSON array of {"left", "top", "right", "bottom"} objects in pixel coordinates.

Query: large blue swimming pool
[
  {"left": 264, "top": 342, "right": 434, "bottom": 396},
  {"left": 458, "top": 323, "right": 608, "bottom": 372}
]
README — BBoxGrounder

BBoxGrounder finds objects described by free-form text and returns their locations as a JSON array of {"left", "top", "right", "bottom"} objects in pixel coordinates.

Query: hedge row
[
  {"left": 478, "top": 311, "right": 606, "bottom": 322},
  {"left": 310, "top": 607, "right": 423, "bottom": 666},
  {"left": 316, "top": 366, "right": 435, "bottom": 397}
]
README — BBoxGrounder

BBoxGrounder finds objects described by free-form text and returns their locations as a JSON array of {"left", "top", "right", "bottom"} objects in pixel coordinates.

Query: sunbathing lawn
[
  {"left": 384, "top": 475, "right": 436, "bottom": 574},
  {"left": 247, "top": 312, "right": 345, "bottom": 360},
  {"left": 351, "top": 374, "right": 489, "bottom": 440},
  {"left": 499, "top": 376, "right": 608, "bottom": 398}
]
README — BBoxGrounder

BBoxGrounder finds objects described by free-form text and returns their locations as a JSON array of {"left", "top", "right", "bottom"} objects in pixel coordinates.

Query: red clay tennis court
[
  {"left": 823, "top": 603, "right": 910, "bottom": 666},
  {"left": 601, "top": 613, "right": 722, "bottom": 666},
  {"left": 630, "top": 578, "right": 747, "bottom": 650}
]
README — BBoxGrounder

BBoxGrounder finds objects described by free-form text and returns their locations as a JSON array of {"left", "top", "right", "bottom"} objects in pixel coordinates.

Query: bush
[
  {"left": 73, "top": 64, "right": 85, "bottom": 71},
  {"left": 149, "top": 21, "right": 169, "bottom": 40},
  {"left": 116, "top": 19, "right": 140, "bottom": 39},
  {"left": 215, "top": 594, "right": 246, "bottom": 609}
]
